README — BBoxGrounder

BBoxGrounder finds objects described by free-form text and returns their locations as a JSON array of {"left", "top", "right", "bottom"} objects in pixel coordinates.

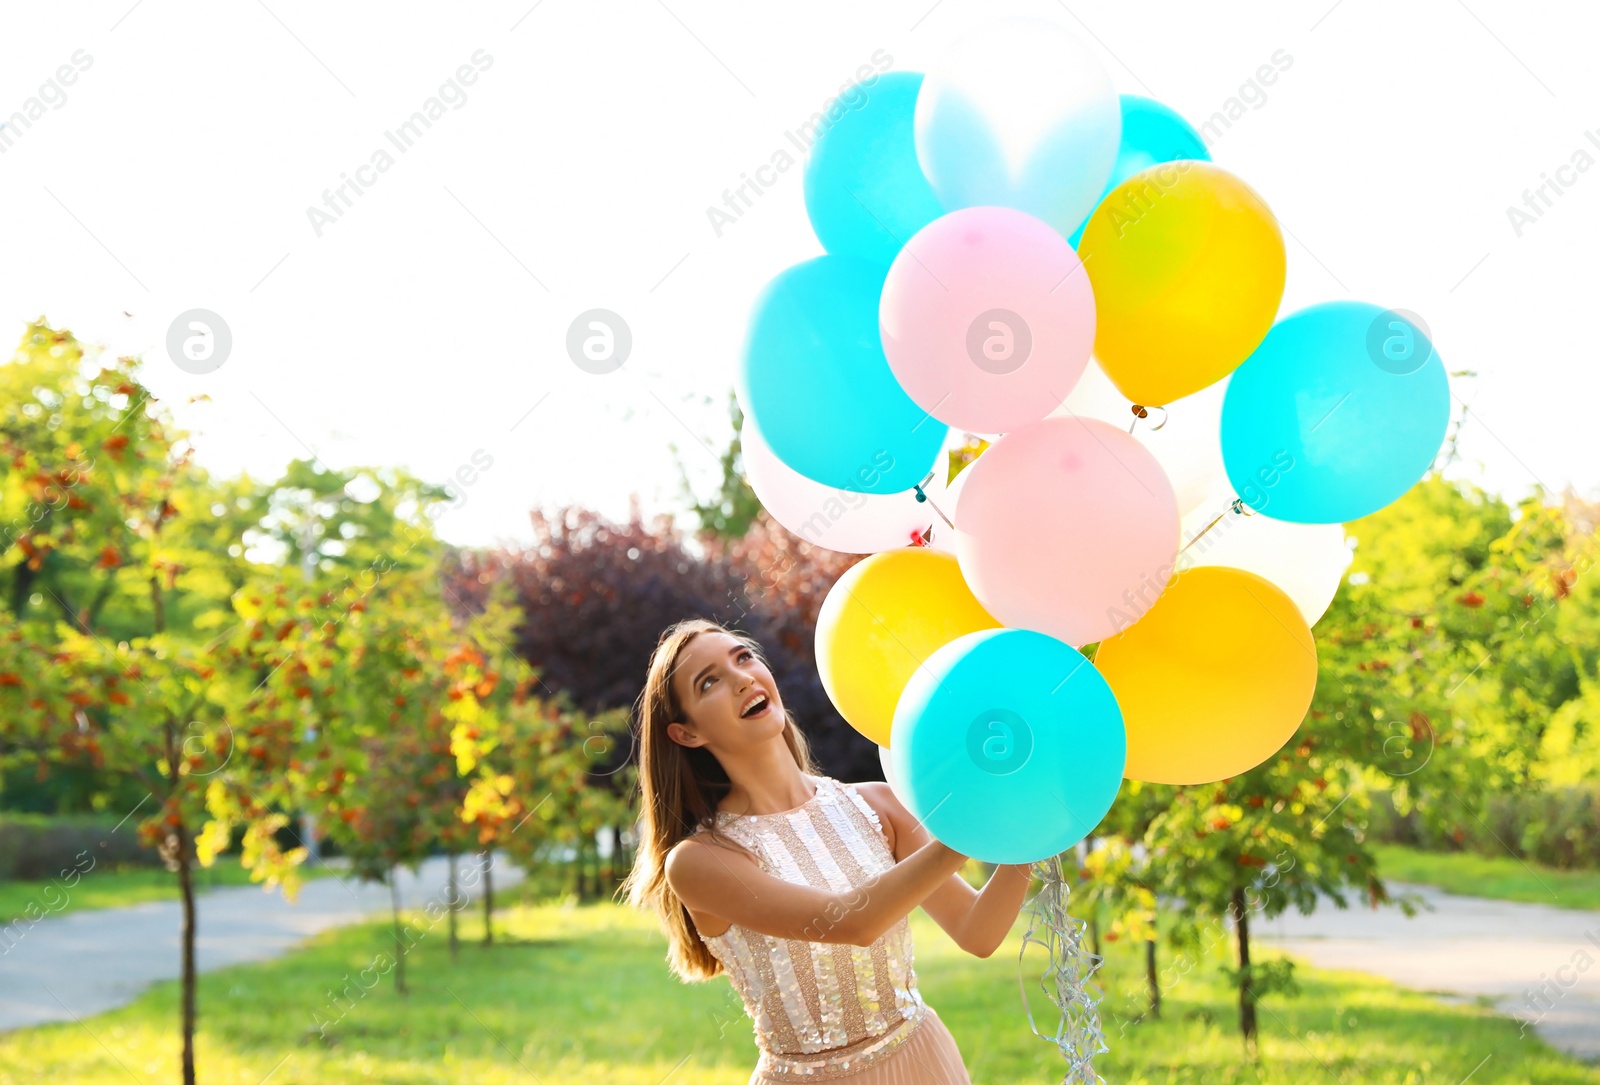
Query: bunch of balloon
[{"left": 740, "top": 15, "right": 1449, "bottom": 870}]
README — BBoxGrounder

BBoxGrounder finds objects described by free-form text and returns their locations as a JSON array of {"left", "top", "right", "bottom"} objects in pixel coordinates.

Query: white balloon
[
  {"left": 1051, "top": 358, "right": 1227, "bottom": 517},
  {"left": 1177, "top": 494, "right": 1353, "bottom": 624},
  {"left": 927, "top": 454, "right": 975, "bottom": 556},
  {"left": 915, "top": 18, "right": 1121, "bottom": 235},
  {"left": 740, "top": 414, "right": 951, "bottom": 553},
  {"left": 877, "top": 743, "right": 903, "bottom": 797}
]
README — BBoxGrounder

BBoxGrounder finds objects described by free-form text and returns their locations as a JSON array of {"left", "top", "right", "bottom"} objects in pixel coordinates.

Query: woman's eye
[{"left": 700, "top": 650, "right": 755, "bottom": 692}]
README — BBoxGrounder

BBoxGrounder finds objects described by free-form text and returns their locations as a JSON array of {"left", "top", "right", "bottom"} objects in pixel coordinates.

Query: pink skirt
[{"left": 748, "top": 1008, "right": 971, "bottom": 1085}]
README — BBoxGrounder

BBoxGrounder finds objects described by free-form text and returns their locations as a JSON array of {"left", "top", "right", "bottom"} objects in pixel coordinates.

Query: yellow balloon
[
  {"left": 1077, "top": 161, "right": 1285, "bottom": 407},
  {"left": 815, "top": 547, "right": 1001, "bottom": 747},
  {"left": 1094, "top": 565, "right": 1316, "bottom": 785}
]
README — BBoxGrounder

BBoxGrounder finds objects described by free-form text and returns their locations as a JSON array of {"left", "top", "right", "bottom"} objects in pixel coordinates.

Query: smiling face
[{"left": 666, "top": 631, "right": 787, "bottom": 754}]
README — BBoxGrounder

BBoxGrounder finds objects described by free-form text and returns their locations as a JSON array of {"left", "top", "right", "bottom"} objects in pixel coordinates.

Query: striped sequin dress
[{"left": 692, "top": 774, "right": 970, "bottom": 1083}]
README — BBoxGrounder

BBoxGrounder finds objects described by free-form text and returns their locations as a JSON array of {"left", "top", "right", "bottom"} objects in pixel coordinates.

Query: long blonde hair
[{"left": 620, "top": 617, "right": 819, "bottom": 981}]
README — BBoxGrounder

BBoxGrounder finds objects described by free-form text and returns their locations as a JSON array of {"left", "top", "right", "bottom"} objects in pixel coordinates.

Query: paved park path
[
  {"left": 1260, "top": 882, "right": 1600, "bottom": 1062},
  {"left": 0, "top": 853, "right": 523, "bottom": 1033},
  {"left": 5, "top": 865, "right": 1598, "bottom": 1065}
]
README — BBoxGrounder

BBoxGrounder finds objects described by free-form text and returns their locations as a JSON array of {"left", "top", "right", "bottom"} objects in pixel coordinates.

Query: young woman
[{"left": 623, "top": 617, "right": 1035, "bottom": 1083}]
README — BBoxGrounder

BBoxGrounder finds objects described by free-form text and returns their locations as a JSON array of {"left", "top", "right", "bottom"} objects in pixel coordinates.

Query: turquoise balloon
[
  {"left": 1220, "top": 301, "right": 1450, "bottom": 524},
  {"left": 740, "top": 255, "right": 948, "bottom": 494},
  {"left": 804, "top": 72, "right": 944, "bottom": 266},
  {"left": 888, "top": 628, "right": 1125, "bottom": 865},
  {"left": 1067, "top": 95, "right": 1210, "bottom": 247}
]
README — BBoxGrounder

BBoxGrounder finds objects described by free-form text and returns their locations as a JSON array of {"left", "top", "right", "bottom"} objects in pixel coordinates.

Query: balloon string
[
  {"left": 1127, "top": 404, "right": 1168, "bottom": 435},
  {"left": 1018, "top": 853, "right": 1108, "bottom": 1083},
  {"left": 913, "top": 471, "right": 955, "bottom": 530},
  {"left": 1179, "top": 497, "right": 1253, "bottom": 554}
]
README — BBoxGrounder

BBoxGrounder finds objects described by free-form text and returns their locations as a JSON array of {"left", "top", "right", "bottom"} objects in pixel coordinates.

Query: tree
[
  {"left": 675, "top": 390, "right": 763, "bottom": 543},
  {"left": 1075, "top": 834, "right": 1160, "bottom": 1020},
  {"left": 238, "top": 551, "right": 476, "bottom": 989},
  {"left": 0, "top": 323, "right": 307, "bottom": 1085},
  {"left": 443, "top": 583, "right": 636, "bottom": 914},
  {"left": 444, "top": 502, "right": 752, "bottom": 720}
]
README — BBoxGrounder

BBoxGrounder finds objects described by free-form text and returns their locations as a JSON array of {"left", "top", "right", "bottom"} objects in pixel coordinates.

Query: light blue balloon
[
  {"left": 889, "top": 628, "right": 1126, "bottom": 865},
  {"left": 914, "top": 46, "right": 1121, "bottom": 239},
  {"left": 1220, "top": 301, "right": 1450, "bottom": 524},
  {"left": 1067, "top": 95, "right": 1211, "bottom": 247},
  {"left": 740, "top": 255, "right": 948, "bottom": 495},
  {"left": 804, "top": 72, "right": 944, "bottom": 267}
]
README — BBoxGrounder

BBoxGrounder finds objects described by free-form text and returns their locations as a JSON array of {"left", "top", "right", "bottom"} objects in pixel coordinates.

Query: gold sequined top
[{"left": 692, "top": 774, "right": 929, "bottom": 1081}]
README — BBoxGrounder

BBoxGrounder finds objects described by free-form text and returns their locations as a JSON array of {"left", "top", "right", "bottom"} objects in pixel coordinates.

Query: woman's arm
[
  {"left": 666, "top": 832, "right": 969, "bottom": 948},
  {"left": 853, "top": 781, "right": 1035, "bottom": 958}
]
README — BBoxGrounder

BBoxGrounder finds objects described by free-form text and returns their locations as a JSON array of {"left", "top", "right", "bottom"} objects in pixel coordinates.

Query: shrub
[
  {"left": 1371, "top": 784, "right": 1600, "bottom": 869},
  {"left": 0, "top": 813, "right": 161, "bottom": 880}
]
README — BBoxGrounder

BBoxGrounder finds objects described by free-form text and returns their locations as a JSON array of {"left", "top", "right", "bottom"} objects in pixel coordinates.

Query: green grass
[
  {"left": 1, "top": 881, "right": 1594, "bottom": 1084},
  {"left": 1374, "top": 843, "right": 1600, "bottom": 911},
  {"left": 0, "top": 861, "right": 339, "bottom": 924}
]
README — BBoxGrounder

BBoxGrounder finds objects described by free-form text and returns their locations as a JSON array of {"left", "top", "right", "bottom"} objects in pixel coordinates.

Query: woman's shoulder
[
  {"left": 833, "top": 779, "right": 902, "bottom": 849},
  {"left": 837, "top": 777, "right": 895, "bottom": 809},
  {"left": 664, "top": 831, "right": 725, "bottom": 884},
  {"left": 669, "top": 819, "right": 760, "bottom": 868}
]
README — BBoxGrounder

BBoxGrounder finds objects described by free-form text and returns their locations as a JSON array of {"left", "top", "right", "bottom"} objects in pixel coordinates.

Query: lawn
[
  {"left": 2, "top": 881, "right": 1595, "bottom": 1084},
  {"left": 1373, "top": 843, "right": 1600, "bottom": 911},
  {"left": 0, "top": 860, "right": 340, "bottom": 925}
]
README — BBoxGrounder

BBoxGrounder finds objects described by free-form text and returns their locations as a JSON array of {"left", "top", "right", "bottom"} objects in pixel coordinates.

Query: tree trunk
[
  {"left": 390, "top": 870, "right": 408, "bottom": 994},
  {"left": 482, "top": 852, "right": 494, "bottom": 946},
  {"left": 1231, "top": 886, "right": 1256, "bottom": 1050},
  {"left": 175, "top": 812, "right": 198, "bottom": 1085},
  {"left": 609, "top": 822, "right": 625, "bottom": 894},
  {"left": 1145, "top": 937, "right": 1160, "bottom": 1020},
  {"left": 1088, "top": 910, "right": 1101, "bottom": 959},
  {"left": 8, "top": 553, "right": 35, "bottom": 617},
  {"left": 616, "top": 825, "right": 633, "bottom": 895},
  {"left": 447, "top": 852, "right": 459, "bottom": 962}
]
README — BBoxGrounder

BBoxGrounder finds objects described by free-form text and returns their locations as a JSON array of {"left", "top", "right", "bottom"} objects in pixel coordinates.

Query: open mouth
[{"left": 740, "top": 693, "right": 771, "bottom": 719}]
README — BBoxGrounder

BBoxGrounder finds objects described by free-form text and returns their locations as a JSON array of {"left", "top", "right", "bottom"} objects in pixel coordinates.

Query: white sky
[{"left": 2, "top": 0, "right": 1595, "bottom": 548}]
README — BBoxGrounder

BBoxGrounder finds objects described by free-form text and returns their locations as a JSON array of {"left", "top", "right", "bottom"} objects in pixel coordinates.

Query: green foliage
[
  {"left": 677, "top": 390, "right": 763, "bottom": 543},
  {"left": 1075, "top": 474, "right": 1600, "bottom": 1043},
  {"left": 0, "top": 322, "right": 625, "bottom": 1078}
]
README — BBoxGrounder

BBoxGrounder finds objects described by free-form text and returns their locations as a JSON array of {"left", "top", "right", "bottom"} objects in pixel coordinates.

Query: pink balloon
[
  {"left": 742, "top": 412, "right": 953, "bottom": 553},
  {"left": 953, "top": 416, "right": 1180, "bottom": 646},
  {"left": 880, "top": 207, "right": 1095, "bottom": 435}
]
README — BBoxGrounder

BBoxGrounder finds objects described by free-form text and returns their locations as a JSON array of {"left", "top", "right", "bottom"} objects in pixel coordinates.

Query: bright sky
[{"left": 2, "top": 0, "right": 1594, "bottom": 548}]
